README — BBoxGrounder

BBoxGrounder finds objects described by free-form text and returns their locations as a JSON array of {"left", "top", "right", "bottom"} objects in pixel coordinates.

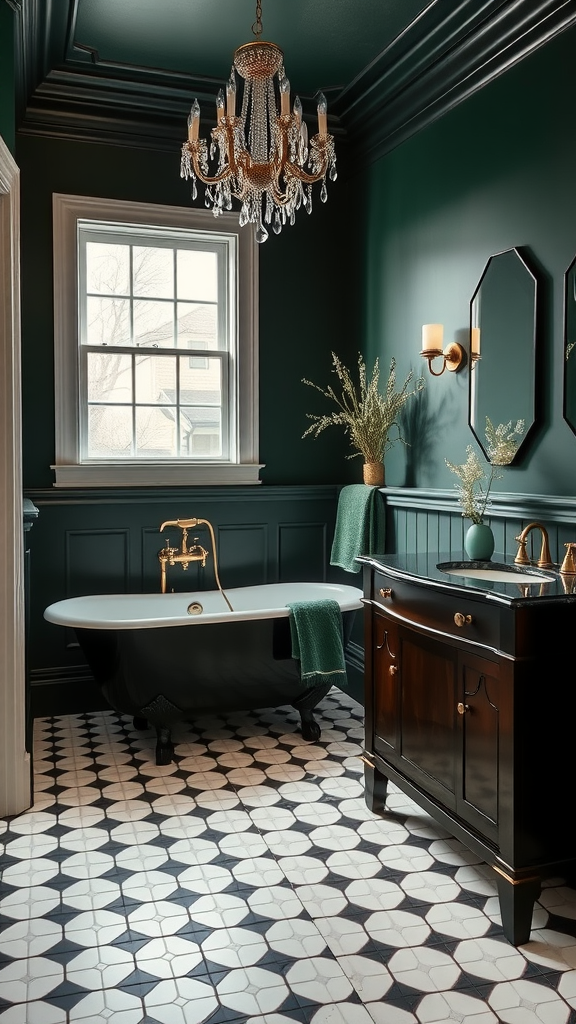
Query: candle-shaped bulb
[
  {"left": 216, "top": 88, "right": 225, "bottom": 121},
  {"left": 317, "top": 92, "right": 328, "bottom": 136},
  {"left": 421, "top": 323, "right": 444, "bottom": 354},
  {"left": 471, "top": 326, "right": 481, "bottom": 359},
  {"left": 188, "top": 98, "right": 201, "bottom": 142},
  {"left": 279, "top": 75, "right": 291, "bottom": 116},
  {"left": 226, "top": 68, "right": 236, "bottom": 117},
  {"left": 293, "top": 95, "right": 302, "bottom": 124}
]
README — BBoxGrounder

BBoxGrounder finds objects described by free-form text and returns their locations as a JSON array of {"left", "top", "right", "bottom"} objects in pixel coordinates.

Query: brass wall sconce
[{"left": 421, "top": 324, "right": 465, "bottom": 376}]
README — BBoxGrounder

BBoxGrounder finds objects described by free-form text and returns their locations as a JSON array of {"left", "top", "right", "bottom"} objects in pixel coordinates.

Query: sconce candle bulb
[
  {"left": 421, "top": 323, "right": 464, "bottom": 376},
  {"left": 421, "top": 323, "right": 444, "bottom": 356},
  {"left": 471, "top": 327, "right": 481, "bottom": 361}
]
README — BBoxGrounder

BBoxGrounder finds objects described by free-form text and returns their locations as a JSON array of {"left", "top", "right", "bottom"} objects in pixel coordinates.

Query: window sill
[{"left": 51, "top": 463, "right": 264, "bottom": 487}]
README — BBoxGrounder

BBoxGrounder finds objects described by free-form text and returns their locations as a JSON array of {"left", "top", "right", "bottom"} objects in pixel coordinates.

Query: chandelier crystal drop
[{"left": 180, "top": 0, "right": 336, "bottom": 243}]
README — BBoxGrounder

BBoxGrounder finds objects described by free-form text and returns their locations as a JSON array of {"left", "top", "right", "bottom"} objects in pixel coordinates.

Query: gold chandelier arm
[
  {"left": 282, "top": 156, "right": 329, "bottom": 186},
  {"left": 272, "top": 117, "right": 331, "bottom": 186},
  {"left": 188, "top": 153, "right": 232, "bottom": 186},
  {"left": 186, "top": 123, "right": 241, "bottom": 186}
]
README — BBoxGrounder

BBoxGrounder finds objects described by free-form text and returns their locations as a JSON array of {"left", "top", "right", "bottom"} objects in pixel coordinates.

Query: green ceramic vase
[{"left": 464, "top": 522, "right": 495, "bottom": 560}]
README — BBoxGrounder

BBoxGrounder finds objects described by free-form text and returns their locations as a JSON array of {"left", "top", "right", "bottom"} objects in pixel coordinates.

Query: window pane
[
  {"left": 133, "top": 246, "right": 174, "bottom": 298},
  {"left": 180, "top": 356, "right": 222, "bottom": 406},
  {"left": 177, "top": 302, "right": 217, "bottom": 349},
  {"left": 180, "top": 407, "right": 222, "bottom": 457},
  {"left": 86, "top": 242, "right": 130, "bottom": 295},
  {"left": 177, "top": 249, "right": 217, "bottom": 302},
  {"left": 134, "top": 300, "right": 174, "bottom": 347},
  {"left": 87, "top": 353, "right": 132, "bottom": 402},
  {"left": 136, "top": 407, "right": 177, "bottom": 458},
  {"left": 88, "top": 406, "right": 132, "bottom": 457},
  {"left": 135, "top": 355, "right": 176, "bottom": 404},
  {"left": 86, "top": 297, "right": 131, "bottom": 346}
]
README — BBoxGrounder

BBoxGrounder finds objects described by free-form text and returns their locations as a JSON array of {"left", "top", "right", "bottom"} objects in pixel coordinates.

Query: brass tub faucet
[
  {"left": 159, "top": 518, "right": 209, "bottom": 593},
  {"left": 158, "top": 516, "right": 233, "bottom": 610},
  {"left": 514, "top": 521, "right": 554, "bottom": 569}
]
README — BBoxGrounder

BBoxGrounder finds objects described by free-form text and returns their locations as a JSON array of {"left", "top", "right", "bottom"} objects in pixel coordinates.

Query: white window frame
[{"left": 52, "top": 194, "right": 262, "bottom": 486}]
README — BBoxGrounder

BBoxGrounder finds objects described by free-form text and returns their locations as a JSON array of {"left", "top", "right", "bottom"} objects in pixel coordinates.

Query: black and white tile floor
[{"left": 2, "top": 689, "right": 576, "bottom": 1024}]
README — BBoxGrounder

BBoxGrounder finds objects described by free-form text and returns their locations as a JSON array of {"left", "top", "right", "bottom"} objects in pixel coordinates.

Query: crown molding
[
  {"left": 16, "top": 66, "right": 346, "bottom": 152},
  {"left": 339, "top": 0, "right": 576, "bottom": 163}
]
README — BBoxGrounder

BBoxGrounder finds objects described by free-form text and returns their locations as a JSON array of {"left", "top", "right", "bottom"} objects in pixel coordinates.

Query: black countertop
[{"left": 357, "top": 551, "right": 576, "bottom": 607}]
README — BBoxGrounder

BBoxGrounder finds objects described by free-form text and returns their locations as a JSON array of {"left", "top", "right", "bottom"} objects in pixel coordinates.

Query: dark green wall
[
  {"left": 16, "top": 134, "right": 359, "bottom": 488},
  {"left": 0, "top": 2, "right": 15, "bottom": 152},
  {"left": 355, "top": 23, "right": 576, "bottom": 497}
]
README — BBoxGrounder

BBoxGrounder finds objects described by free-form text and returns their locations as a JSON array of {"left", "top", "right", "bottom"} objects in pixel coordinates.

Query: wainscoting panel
[
  {"left": 216, "top": 525, "right": 268, "bottom": 589},
  {"left": 65, "top": 528, "right": 130, "bottom": 596},
  {"left": 278, "top": 523, "right": 327, "bottom": 583}
]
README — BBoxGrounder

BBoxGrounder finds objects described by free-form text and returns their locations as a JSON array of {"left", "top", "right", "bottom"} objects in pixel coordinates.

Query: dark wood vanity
[{"left": 359, "top": 551, "right": 576, "bottom": 945}]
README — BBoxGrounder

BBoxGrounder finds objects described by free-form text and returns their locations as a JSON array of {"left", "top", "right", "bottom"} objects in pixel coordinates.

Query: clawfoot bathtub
[{"left": 44, "top": 582, "right": 362, "bottom": 765}]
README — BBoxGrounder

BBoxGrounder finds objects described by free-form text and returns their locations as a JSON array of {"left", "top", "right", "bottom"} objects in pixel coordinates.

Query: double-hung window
[{"left": 52, "top": 195, "right": 260, "bottom": 486}]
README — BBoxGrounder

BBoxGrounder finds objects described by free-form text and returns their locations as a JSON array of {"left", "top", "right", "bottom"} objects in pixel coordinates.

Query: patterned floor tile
[{"left": 1, "top": 691, "right": 576, "bottom": 1023}]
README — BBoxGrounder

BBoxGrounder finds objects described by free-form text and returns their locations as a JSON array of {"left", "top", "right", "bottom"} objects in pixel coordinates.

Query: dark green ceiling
[
  {"left": 72, "top": 0, "right": 431, "bottom": 98},
  {"left": 9, "top": 0, "right": 576, "bottom": 164}
]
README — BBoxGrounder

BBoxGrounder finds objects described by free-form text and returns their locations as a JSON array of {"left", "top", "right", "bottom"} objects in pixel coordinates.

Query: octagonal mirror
[
  {"left": 469, "top": 247, "right": 538, "bottom": 463},
  {"left": 564, "top": 255, "right": 576, "bottom": 436}
]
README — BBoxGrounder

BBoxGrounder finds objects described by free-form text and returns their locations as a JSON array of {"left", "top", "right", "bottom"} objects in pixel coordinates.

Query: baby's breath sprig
[
  {"left": 446, "top": 418, "right": 524, "bottom": 523},
  {"left": 302, "top": 353, "right": 425, "bottom": 464},
  {"left": 484, "top": 417, "right": 525, "bottom": 466}
]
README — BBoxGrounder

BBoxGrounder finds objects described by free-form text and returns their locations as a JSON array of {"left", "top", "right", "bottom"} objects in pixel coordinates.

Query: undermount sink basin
[{"left": 437, "top": 561, "right": 556, "bottom": 584}]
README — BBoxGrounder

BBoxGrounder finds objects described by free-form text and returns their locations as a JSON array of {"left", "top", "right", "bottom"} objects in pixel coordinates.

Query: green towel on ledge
[
  {"left": 287, "top": 599, "right": 348, "bottom": 689},
  {"left": 330, "top": 484, "right": 385, "bottom": 573}
]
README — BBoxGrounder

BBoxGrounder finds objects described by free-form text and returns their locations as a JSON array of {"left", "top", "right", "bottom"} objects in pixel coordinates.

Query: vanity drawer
[{"left": 372, "top": 571, "right": 502, "bottom": 651}]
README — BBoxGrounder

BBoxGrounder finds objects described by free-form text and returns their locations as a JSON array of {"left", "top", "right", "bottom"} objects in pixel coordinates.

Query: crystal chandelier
[{"left": 180, "top": 0, "right": 337, "bottom": 243}]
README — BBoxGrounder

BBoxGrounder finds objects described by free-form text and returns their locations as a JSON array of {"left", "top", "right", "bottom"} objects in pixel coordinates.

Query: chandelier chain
[{"left": 252, "top": 0, "right": 263, "bottom": 37}]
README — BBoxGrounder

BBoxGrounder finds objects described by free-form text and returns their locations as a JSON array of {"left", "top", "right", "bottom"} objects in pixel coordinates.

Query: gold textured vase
[{"left": 363, "top": 462, "right": 385, "bottom": 486}]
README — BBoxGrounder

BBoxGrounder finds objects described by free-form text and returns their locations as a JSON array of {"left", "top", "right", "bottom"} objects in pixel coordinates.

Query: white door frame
[{"left": 0, "top": 134, "right": 30, "bottom": 817}]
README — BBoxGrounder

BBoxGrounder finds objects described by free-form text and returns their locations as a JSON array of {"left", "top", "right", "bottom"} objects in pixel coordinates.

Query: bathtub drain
[{"left": 187, "top": 602, "right": 203, "bottom": 615}]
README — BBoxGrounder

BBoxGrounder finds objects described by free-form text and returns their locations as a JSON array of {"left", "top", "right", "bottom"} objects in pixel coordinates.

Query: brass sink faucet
[{"left": 514, "top": 521, "right": 554, "bottom": 569}]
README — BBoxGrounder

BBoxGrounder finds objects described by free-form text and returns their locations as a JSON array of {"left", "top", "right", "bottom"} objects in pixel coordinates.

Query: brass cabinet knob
[
  {"left": 457, "top": 702, "right": 469, "bottom": 715},
  {"left": 389, "top": 665, "right": 398, "bottom": 675},
  {"left": 454, "top": 612, "right": 472, "bottom": 627},
  {"left": 379, "top": 588, "right": 392, "bottom": 599}
]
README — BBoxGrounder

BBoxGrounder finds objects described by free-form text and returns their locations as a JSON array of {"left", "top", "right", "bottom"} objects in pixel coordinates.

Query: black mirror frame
[
  {"left": 563, "top": 253, "right": 576, "bottom": 438},
  {"left": 469, "top": 246, "right": 539, "bottom": 465}
]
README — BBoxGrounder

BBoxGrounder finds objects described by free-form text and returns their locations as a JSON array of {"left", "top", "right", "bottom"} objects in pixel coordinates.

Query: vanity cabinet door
[
  {"left": 372, "top": 609, "right": 459, "bottom": 812},
  {"left": 456, "top": 650, "right": 501, "bottom": 845}
]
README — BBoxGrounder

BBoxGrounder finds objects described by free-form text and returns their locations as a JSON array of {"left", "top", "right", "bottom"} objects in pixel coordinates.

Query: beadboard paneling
[{"left": 384, "top": 488, "right": 576, "bottom": 565}]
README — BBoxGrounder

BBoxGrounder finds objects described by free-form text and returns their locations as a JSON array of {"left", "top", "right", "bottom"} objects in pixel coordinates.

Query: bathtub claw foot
[
  {"left": 300, "top": 708, "right": 321, "bottom": 742},
  {"left": 133, "top": 716, "right": 148, "bottom": 731},
  {"left": 155, "top": 726, "right": 174, "bottom": 765}
]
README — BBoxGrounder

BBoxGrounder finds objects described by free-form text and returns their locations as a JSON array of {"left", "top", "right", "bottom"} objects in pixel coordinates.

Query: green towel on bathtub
[
  {"left": 330, "top": 484, "right": 385, "bottom": 573},
  {"left": 287, "top": 599, "right": 348, "bottom": 689}
]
